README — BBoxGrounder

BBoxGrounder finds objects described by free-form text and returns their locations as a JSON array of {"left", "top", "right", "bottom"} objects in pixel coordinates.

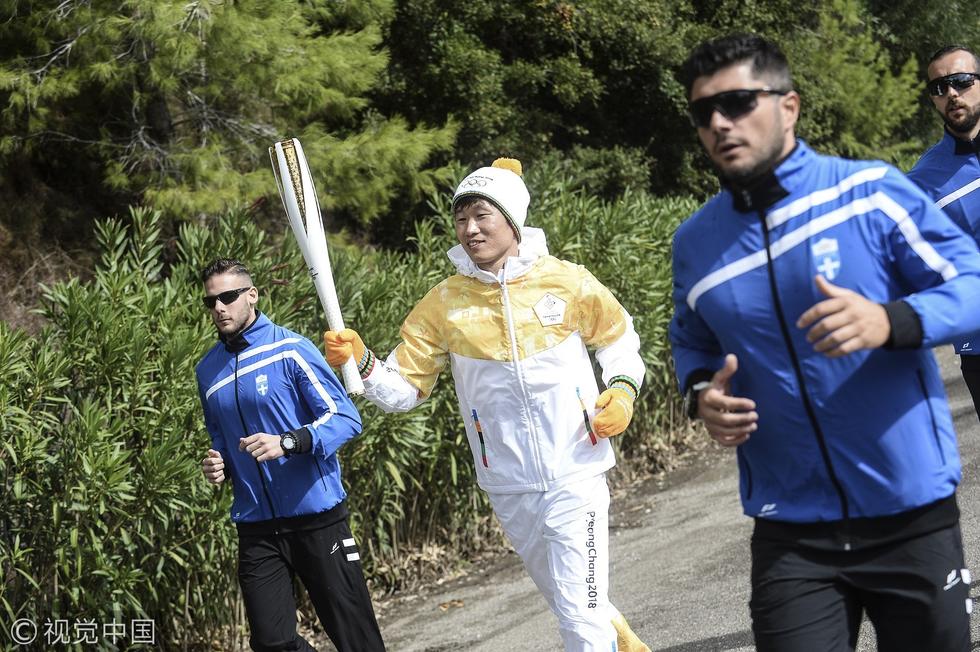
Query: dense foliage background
[
  {"left": 2, "top": 0, "right": 976, "bottom": 251},
  {"left": 1, "top": 0, "right": 977, "bottom": 648}
]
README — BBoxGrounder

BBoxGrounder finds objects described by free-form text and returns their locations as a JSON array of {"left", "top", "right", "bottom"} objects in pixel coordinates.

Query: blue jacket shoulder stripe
[
  {"left": 238, "top": 337, "right": 302, "bottom": 362},
  {"left": 688, "top": 193, "right": 875, "bottom": 310},
  {"left": 686, "top": 189, "right": 958, "bottom": 310},
  {"left": 205, "top": 350, "right": 292, "bottom": 400},
  {"left": 766, "top": 166, "right": 888, "bottom": 229},
  {"left": 937, "top": 178, "right": 980, "bottom": 209},
  {"left": 687, "top": 249, "right": 769, "bottom": 311},
  {"left": 202, "top": 338, "right": 302, "bottom": 400},
  {"left": 204, "top": 344, "right": 340, "bottom": 424}
]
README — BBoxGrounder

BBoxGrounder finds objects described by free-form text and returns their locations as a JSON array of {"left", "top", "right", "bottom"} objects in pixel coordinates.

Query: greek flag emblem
[{"left": 811, "top": 237, "right": 841, "bottom": 281}]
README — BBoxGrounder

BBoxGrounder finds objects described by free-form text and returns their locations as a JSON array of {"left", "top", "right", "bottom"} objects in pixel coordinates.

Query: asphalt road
[{"left": 375, "top": 346, "right": 980, "bottom": 651}]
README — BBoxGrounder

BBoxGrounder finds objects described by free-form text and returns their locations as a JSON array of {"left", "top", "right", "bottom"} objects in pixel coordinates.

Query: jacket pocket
[
  {"left": 737, "top": 446, "right": 754, "bottom": 501},
  {"left": 916, "top": 369, "right": 946, "bottom": 466},
  {"left": 314, "top": 455, "right": 330, "bottom": 493}
]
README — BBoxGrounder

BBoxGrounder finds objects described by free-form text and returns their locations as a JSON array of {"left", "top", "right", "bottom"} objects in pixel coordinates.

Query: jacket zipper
[
  {"left": 499, "top": 270, "right": 547, "bottom": 485},
  {"left": 235, "top": 353, "right": 278, "bottom": 520},
  {"left": 759, "top": 210, "right": 851, "bottom": 548}
]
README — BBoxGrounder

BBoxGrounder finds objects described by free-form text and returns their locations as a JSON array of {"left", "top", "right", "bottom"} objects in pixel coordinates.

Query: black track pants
[
  {"left": 238, "top": 519, "right": 385, "bottom": 652},
  {"left": 750, "top": 522, "right": 971, "bottom": 652},
  {"left": 961, "top": 356, "right": 980, "bottom": 424}
]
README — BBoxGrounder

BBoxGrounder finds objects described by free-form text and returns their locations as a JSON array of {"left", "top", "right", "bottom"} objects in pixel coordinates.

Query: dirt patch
[{"left": 0, "top": 245, "right": 94, "bottom": 333}]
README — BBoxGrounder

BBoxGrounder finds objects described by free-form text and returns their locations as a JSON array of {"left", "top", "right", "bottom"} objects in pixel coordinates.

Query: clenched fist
[
  {"left": 593, "top": 388, "right": 635, "bottom": 438},
  {"left": 202, "top": 449, "right": 225, "bottom": 485},
  {"left": 323, "top": 329, "right": 367, "bottom": 368}
]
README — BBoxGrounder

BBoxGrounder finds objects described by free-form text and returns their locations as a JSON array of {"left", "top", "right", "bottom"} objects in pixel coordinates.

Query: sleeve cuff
[
  {"left": 682, "top": 369, "right": 715, "bottom": 394},
  {"left": 608, "top": 375, "right": 640, "bottom": 401},
  {"left": 882, "top": 300, "right": 923, "bottom": 350},
  {"left": 358, "top": 349, "right": 377, "bottom": 379},
  {"left": 292, "top": 427, "right": 313, "bottom": 454}
]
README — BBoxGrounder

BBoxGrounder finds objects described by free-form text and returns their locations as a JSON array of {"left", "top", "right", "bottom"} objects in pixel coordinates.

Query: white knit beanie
[{"left": 452, "top": 158, "right": 530, "bottom": 240}]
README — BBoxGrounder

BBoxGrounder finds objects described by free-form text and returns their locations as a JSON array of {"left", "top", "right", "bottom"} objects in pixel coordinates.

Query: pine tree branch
[
  {"left": 28, "top": 25, "right": 91, "bottom": 80},
  {"left": 178, "top": 1, "right": 212, "bottom": 36},
  {"left": 10, "top": 130, "right": 127, "bottom": 148},
  {"left": 48, "top": 0, "right": 90, "bottom": 22}
]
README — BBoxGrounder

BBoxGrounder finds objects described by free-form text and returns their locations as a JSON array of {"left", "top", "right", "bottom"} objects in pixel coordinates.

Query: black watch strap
[
  {"left": 684, "top": 380, "right": 712, "bottom": 419},
  {"left": 681, "top": 369, "right": 714, "bottom": 420},
  {"left": 281, "top": 427, "right": 313, "bottom": 457}
]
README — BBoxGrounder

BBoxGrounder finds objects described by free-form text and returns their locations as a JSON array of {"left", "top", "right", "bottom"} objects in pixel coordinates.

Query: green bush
[
  {"left": 0, "top": 210, "right": 243, "bottom": 649},
  {"left": 0, "top": 169, "right": 693, "bottom": 646}
]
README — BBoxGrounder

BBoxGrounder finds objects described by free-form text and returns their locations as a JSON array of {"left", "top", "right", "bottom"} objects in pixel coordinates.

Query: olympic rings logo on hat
[{"left": 462, "top": 177, "right": 489, "bottom": 187}]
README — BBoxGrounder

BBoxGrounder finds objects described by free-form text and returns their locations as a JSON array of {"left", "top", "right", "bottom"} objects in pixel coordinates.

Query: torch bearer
[{"left": 269, "top": 138, "right": 364, "bottom": 396}]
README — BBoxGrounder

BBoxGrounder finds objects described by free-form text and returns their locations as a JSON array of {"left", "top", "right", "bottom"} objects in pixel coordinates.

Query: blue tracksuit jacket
[
  {"left": 196, "top": 313, "right": 361, "bottom": 523},
  {"left": 670, "top": 141, "right": 980, "bottom": 523},
  {"left": 908, "top": 130, "right": 980, "bottom": 356}
]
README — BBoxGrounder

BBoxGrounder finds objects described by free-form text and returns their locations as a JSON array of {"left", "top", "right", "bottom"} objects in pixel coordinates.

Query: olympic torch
[{"left": 269, "top": 138, "right": 364, "bottom": 396}]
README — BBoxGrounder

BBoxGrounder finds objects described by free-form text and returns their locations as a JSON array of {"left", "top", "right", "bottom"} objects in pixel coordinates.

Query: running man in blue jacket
[
  {"left": 670, "top": 34, "right": 980, "bottom": 651},
  {"left": 907, "top": 45, "right": 980, "bottom": 423},
  {"left": 195, "top": 258, "right": 385, "bottom": 652}
]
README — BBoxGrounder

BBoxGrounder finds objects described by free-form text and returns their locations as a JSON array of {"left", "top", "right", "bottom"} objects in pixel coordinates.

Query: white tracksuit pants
[{"left": 489, "top": 473, "right": 617, "bottom": 651}]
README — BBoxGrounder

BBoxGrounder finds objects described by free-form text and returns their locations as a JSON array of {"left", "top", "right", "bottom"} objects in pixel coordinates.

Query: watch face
[{"left": 283, "top": 435, "right": 296, "bottom": 450}]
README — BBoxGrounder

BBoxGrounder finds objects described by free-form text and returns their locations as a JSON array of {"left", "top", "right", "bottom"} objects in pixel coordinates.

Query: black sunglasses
[
  {"left": 202, "top": 287, "right": 252, "bottom": 309},
  {"left": 927, "top": 72, "right": 980, "bottom": 97},
  {"left": 688, "top": 88, "right": 790, "bottom": 128}
]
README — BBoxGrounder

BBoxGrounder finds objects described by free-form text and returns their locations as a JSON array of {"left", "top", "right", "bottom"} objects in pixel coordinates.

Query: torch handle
[{"left": 308, "top": 248, "right": 364, "bottom": 395}]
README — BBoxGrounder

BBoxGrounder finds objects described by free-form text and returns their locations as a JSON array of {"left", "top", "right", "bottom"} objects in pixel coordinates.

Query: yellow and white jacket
[{"left": 363, "top": 228, "right": 644, "bottom": 494}]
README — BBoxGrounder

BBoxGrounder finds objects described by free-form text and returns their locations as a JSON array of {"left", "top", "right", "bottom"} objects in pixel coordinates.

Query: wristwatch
[
  {"left": 684, "top": 381, "right": 712, "bottom": 419},
  {"left": 280, "top": 431, "right": 298, "bottom": 458}
]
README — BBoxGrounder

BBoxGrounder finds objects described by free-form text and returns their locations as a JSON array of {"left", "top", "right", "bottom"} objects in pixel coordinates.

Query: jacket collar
[
  {"left": 220, "top": 311, "right": 266, "bottom": 353},
  {"left": 447, "top": 227, "right": 549, "bottom": 284},
  {"left": 721, "top": 141, "right": 810, "bottom": 213},
  {"left": 946, "top": 128, "right": 980, "bottom": 155}
]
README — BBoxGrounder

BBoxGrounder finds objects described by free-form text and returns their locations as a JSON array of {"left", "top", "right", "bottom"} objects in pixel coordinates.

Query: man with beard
[
  {"left": 670, "top": 33, "right": 980, "bottom": 651},
  {"left": 195, "top": 258, "right": 385, "bottom": 652},
  {"left": 908, "top": 45, "right": 980, "bottom": 422}
]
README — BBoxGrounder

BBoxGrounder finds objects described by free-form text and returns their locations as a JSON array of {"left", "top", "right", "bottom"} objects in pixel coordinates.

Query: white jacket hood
[{"left": 446, "top": 227, "right": 549, "bottom": 283}]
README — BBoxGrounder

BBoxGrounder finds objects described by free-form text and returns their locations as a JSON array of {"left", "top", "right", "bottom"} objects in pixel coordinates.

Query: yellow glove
[
  {"left": 323, "top": 329, "right": 366, "bottom": 369},
  {"left": 593, "top": 377, "right": 638, "bottom": 438}
]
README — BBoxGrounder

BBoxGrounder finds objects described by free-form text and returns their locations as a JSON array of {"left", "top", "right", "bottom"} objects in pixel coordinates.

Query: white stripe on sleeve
[
  {"left": 205, "top": 348, "right": 340, "bottom": 426},
  {"left": 766, "top": 167, "right": 888, "bottom": 229},
  {"left": 685, "top": 190, "right": 957, "bottom": 310},
  {"left": 872, "top": 192, "right": 958, "bottom": 281},
  {"left": 936, "top": 178, "right": 980, "bottom": 210}
]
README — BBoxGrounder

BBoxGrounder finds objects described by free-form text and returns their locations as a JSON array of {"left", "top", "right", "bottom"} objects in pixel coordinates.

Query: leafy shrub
[{"left": 1, "top": 210, "right": 242, "bottom": 649}]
